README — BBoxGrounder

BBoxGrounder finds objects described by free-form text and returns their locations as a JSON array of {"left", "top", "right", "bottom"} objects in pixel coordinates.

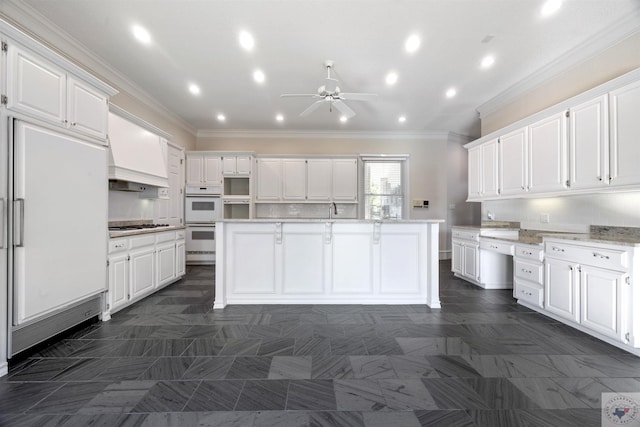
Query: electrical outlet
[
  {"left": 487, "top": 212, "right": 495, "bottom": 220},
  {"left": 540, "top": 213, "right": 550, "bottom": 223}
]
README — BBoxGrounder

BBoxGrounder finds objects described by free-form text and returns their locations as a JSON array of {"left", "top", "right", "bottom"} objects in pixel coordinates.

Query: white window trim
[{"left": 359, "top": 154, "right": 410, "bottom": 219}]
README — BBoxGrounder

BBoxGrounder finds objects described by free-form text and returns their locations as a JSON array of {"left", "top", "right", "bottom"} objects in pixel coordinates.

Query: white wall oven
[{"left": 185, "top": 186, "right": 221, "bottom": 264}]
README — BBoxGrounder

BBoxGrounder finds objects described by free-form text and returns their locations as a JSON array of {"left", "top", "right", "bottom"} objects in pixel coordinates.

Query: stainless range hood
[{"left": 108, "top": 111, "right": 168, "bottom": 188}]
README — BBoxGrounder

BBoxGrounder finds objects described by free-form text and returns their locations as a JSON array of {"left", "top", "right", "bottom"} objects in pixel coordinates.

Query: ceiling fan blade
[
  {"left": 281, "top": 94, "right": 320, "bottom": 98},
  {"left": 340, "top": 93, "right": 378, "bottom": 102},
  {"left": 332, "top": 99, "right": 356, "bottom": 118},
  {"left": 324, "top": 78, "right": 338, "bottom": 93},
  {"left": 299, "top": 100, "right": 325, "bottom": 117}
]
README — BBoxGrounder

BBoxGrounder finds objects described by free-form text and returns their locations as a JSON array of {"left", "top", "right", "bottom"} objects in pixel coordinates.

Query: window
[{"left": 362, "top": 157, "right": 407, "bottom": 219}]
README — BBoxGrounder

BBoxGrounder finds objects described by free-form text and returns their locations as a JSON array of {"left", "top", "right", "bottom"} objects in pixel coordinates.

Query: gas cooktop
[{"left": 108, "top": 224, "right": 170, "bottom": 231}]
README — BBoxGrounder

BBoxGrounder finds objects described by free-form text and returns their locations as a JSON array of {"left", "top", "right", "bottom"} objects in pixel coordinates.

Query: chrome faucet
[{"left": 329, "top": 202, "right": 337, "bottom": 219}]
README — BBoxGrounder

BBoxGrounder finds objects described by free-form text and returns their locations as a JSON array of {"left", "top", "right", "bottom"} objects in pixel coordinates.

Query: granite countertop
[
  {"left": 452, "top": 221, "right": 520, "bottom": 231},
  {"left": 218, "top": 218, "right": 445, "bottom": 224},
  {"left": 478, "top": 226, "right": 640, "bottom": 247}
]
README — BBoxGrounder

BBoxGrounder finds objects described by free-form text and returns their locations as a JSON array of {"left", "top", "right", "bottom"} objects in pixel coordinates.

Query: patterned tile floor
[{"left": 1, "top": 262, "right": 639, "bottom": 426}]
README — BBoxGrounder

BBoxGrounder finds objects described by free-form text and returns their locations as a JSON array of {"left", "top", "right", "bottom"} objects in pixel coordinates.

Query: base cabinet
[
  {"left": 106, "top": 230, "right": 186, "bottom": 317},
  {"left": 544, "top": 257, "right": 580, "bottom": 323}
]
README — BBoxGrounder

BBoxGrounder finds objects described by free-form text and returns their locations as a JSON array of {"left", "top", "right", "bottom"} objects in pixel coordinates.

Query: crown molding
[
  {"left": 476, "top": 10, "right": 640, "bottom": 119},
  {"left": 196, "top": 129, "right": 460, "bottom": 141},
  {"left": 0, "top": 0, "right": 196, "bottom": 137}
]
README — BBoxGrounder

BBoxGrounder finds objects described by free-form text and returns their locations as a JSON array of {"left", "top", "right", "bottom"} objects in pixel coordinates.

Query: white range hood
[{"left": 108, "top": 111, "right": 168, "bottom": 188}]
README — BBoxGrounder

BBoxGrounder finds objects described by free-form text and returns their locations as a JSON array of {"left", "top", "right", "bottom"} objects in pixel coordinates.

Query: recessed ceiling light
[
  {"left": 446, "top": 88, "right": 457, "bottom": 98},
  {"left": 239, "top": 30, "right": 255, "bottom": 51},
  {"left": 385, "top": 72, "right": 398, "bottom": 85},
  {"left": 541, "top": 0, "right": 563, "bottom": 16},
  {"left": 132, "top": 24, "right": 151, "bottom": 45},
  {"left": 275, "top": 114, "right": 284, "bottom": 122},
  {"left": 339, "top": 116, "right": 348, "bottom": 123},
  {"left": 480, "top": 55, "right": 495, "bottom": 69},
  {"left": 216, "top": 114, "right": 226, "bottom": 122},
  {"left": 398, "top": 116, "right": 407, "bottom": 123},
  {"left": 405, "top": 34, "right": 421, "bottom": 53},
  {"left": 253, "top": 69, "right": 265, "bottom": 84},
  {"left": 188, "top": 83, "right": 201, "bottom": 95}
]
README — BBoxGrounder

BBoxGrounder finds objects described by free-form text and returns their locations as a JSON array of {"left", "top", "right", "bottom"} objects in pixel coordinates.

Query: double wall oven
[{"left": 185, "top": 186, "right": 221, "bottom": 264}]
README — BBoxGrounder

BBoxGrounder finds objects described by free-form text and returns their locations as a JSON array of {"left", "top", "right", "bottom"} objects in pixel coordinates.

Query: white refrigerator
[{"left": 5, "top": 119, "right": 108, "bottom": 357}]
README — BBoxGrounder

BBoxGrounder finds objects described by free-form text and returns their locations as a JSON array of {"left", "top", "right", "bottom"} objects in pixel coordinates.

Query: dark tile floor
[{"left": 1, "top": 262, "right": 639, "bottom": 426}]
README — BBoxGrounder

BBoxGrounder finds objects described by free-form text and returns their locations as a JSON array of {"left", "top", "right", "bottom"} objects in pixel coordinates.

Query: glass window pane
[{"left": 363, "top": 160, "right": 404, "bottom": 219}]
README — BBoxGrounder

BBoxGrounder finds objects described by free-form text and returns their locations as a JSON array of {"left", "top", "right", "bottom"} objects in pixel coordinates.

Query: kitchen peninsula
[{"left": 214, "top": 219, "right": 442, "bottom": 308}]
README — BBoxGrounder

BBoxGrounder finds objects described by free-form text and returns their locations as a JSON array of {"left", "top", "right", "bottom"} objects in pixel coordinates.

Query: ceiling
[{"left": 14, "top": 0, "right": 640, "bottom": 137}]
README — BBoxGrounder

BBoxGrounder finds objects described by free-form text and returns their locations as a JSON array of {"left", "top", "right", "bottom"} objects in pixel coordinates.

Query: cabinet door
[
  {"left": 609, "top": 80, "right": 640, "bottom": 187},
  {"left": 236, "top": 156, "right": 252, "bottom": 175},
  {"left": 528, "top": 112, "right": 567, "bottom": 194},
  {"left": 67, "top": 77, "right": 108, "bottom": 140},
  {"left": 451, "top": 240, "right": 463, "bottom": 274},
  {"left": 307, "top": 159, "right": 332, "bottom": 201},
  {"left": 499, "top": 127, "right": 528, "bottom": 196},
  {"left": 462, "top": 243, "right": 479, "bottom": 281},
  {"left": 222, "top": 156, "right": 236, "bottom": 175},
  {"left": 130, "top": 247, "right": 155, "bottom": 299},
  {"left": 6, "top": 44, "right": 66, "bottom": 125},
  {"left": 282, "top": 159, "right": 307, "bottom": 200},
  {"left": 167, "top": 145, "right": 184, "bottom": 224},
  {"left": 256, "top": 158, "right": 282, "bottom": 200},
  {"left": 580, "top": 266, "right": 625, "bottom": 340},
  {"left": 481, "top": 139, "right": 499, "bottom": 198},
  {"left": 204, "top": 155, "right": 222, "bottom": 185},
  {"left": 332, "top": 158, "right": 358, "bottom": 201},
  {"left": 186, "top": 155, "right": 204, "bottom": 185},
  {"left": 545, "top": 257, "right": 580, "bottom": 323},
  {"left": 176, "top": 240, "right": 186, "bottom": 277},
  {"left": 467, "top": 146, "right": 482, "bottom": 201},
  {"left": 108, "top": 254, "right": 129, "bottom": 312},
  {"left": 157, "top": 243, "right": 177, "bottom": 287},
  {"left": 569, "top": 95, "right": 609, "bottom": 190}
]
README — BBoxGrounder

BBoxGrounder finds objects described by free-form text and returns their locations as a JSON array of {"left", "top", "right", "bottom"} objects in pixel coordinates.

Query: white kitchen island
[{"left": 214, "top": 220, "right": 442, "bottom": 308}]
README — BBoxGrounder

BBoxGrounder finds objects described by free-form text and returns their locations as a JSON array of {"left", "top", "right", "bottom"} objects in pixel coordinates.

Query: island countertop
[{"left": 217, "top": 218, "right": 445, "bottom": 224}]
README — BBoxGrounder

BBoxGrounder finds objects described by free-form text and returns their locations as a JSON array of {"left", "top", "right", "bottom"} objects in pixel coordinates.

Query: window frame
[{"left": 359, "top": 155, "right": 410, "bottom": 220}]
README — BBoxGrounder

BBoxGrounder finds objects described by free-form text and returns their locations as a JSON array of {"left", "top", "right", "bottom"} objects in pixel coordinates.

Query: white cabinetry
[
  {"left": 528, "top": 111, "right": 567, "bottom": 194},
  {"left": 544, "top": 239, "right": 631, "bottom": 344},
  {"left": 513, "top": 244, "right": 544, "bottom": 308},
  {"left": 451, "top": 229, "right": 479, "bottom": 283},
  {"left": 331, "top": 158, "right": 358, "bottom": 202},
  {"left": 106, "top": 230, "right": 186, "bottom": 317},
  {"left": 498, "top": 127, "right": 528, "bottom": 196},
  {"left": 307, "top": 159, "right": 332, "bottom": 201},
  {"left": 609, "top": 80, "right": 640, "bottom": 187},
  {"left": 6, "top": 43, "right": 110, "bottom": 141},
  {"left": 223, "top": 155, "right": 252, "bottom": 176},
  {"left": 155, "top": 143, "right": 184, "bottom": 225},
  {"left": 467, "top": 139, "right": 498, "bottom": 201},
  {"left": 282, "top": 159, "right": 307, "bottom": 200},
  {"left": 569, "top": 95, "right": 609, "bottom": 190},
  {"left": 256, "top": 158, "right": 282, "bottom": 201},
  {"left": 186, "top": 153, "right": 222, "bottom": 186}
]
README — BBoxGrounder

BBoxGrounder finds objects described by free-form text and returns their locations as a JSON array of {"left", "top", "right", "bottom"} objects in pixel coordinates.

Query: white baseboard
[
  {"left": 0, "top": 361, "right": 8, "bottom": 378},
  {"left": 439, "top": 250, "right": 451, "bottom": 260}
]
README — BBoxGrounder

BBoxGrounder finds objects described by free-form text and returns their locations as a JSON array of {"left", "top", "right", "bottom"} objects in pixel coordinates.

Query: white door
[
  {"left": 569, "top": 95, "right": 609, "bottom": 190},
  {"left": 282, "top": 159, "right": 307, "bottom": 200},
  {"left": 157, "top": 243, "right": 177, "bottom": 287},
  {"left": 176, "top": 239, "right": 186, "bottom": 277},
  {"left": 332, "top": 158, "right": 358, "bottom": 201},
  {"left": 451, "top": 240, "right": 463, "bottom": 275},
  {"left": 467, "top": 146, "right": 482, "bottom": 201},
  {"left": 528, "top": 111, "right": 567, "bottom": 194},
  {"left": 157, "top": 144, "right": 184, "bottom": 225},
  {"left": 462, "top": 243, "right": 478, "bottom": 281},
  {"left": 481, "top": 139, "right": 499, "bottom": 198},
  {"left": 130, "top": 246, "right": 155, "bottom": 299},
  {"left": 108, "top": 253, "right": 129, "bottom": 312},
  {"left": 256, "top": 158, "right": 282, "bottom": 201},
  {"left": 499, "top": 127, "right": 528, "bottom": 196},
  {"left": 609, "top": 80, "right": 640, "bottom": 187},
  {"left": 545, "top": 257, "right": 579, "bottom": 323},
  {"left": 67, "top": 77, "right": 108, "bottom": 140},
  {"left": 6, "top": 44, "right": 66, "bottom": 126},
  {"left": 580, "top": 265, "right": 625, "bottom": 340},
  {"left": 307, "top": 159, "right": 332, "bottom": 201},
  {"left": 12, "top": 121, "right": 108, "bottom": 324}
]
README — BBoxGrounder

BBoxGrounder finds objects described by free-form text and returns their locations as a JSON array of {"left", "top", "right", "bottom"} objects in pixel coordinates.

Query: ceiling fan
[{"left": 281, "top": 60, "right": 378, "bottom": 119}]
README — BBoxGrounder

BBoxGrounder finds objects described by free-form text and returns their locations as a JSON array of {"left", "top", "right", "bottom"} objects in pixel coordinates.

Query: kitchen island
[{"left": 214, "top": 219, "right": 442, "bottom": 309}]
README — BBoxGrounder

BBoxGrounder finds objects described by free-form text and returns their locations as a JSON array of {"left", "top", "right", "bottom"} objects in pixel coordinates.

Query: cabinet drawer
[
  {"left": 156, "top": 231, "right": 176, "bottom": 243},
  {"left": 480, "top": 239, "right": 514, "bottom": 255},
  {"left": 514, "top": 279, "right": 543, "bottom": 308},
  {"left": 176, "top": 230, "right": 185, "bottom": 240},
  {"left": 514, "top": 259, "right": 543, "bottom": 284},
  {"left": 515, "top": 244, "right": 544, "bottom": 262},
  {"left": 129, "top": 234, "right": 156, "bottom": 249},
  {"left": 545, "top": 240, "right": 628, "bottom": 270},
  {"left": 452, "top": 229, "right": 479, "bottom": 241},
  {"left": 109, "top": 238, "right": 129, "bottom": 254}
]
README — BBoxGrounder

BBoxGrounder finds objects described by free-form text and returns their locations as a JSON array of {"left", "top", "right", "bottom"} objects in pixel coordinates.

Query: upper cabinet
[
  {"left": 609, "top": 80, "right": 640, "bottom": 187},
  {"left": 222, "top": 155, "right": 252, "bottom": 176},
  {"left": 466, "top": 68, "right": 640, "bottom": 201},
  {"left": 5, "top": 41, "right": 114, "bottom": 142},
  {"left": 331, "top": 158, "right": 358, "bottom": 202},
  {"left": 186, "top": 153, "right": 222, "bottom": 186},
  {"left": 256, "top": 158, "right": 282, "bottom": 201}
]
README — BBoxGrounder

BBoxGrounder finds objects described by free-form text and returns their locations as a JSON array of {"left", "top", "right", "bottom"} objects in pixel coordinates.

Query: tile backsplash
[{"left": 255, "top": 203, "right": 358, "bottom": 219}]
